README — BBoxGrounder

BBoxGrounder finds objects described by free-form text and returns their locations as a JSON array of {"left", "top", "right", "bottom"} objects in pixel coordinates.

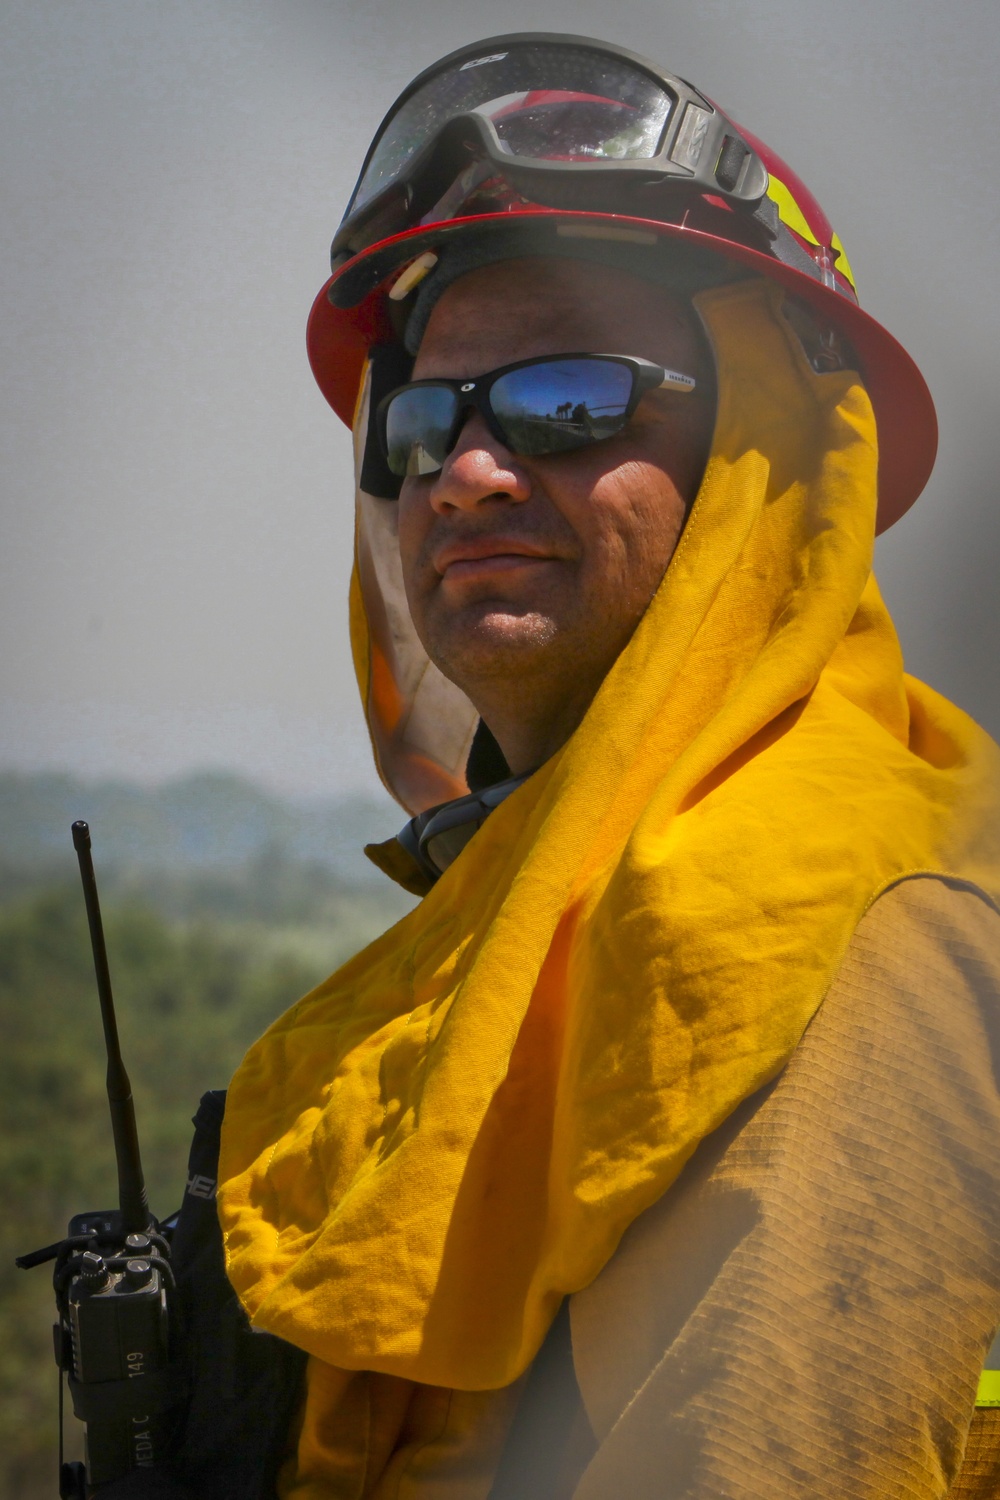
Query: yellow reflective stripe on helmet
[
  {"left": 766, "top": 174, "right": 857, "bottom": 293},
  {"left": 977, "top": 1369, "right": 1000, "bottom": 1407},
  {"left": 766, "top": 173, "right": 821, "bottom": 247},
  {"left": 830, "top": 231, "right": 857, "bottom": 291}
]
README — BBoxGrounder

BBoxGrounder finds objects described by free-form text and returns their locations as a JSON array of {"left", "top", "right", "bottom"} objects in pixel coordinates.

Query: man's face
[{"left": 396, "top": 256, "right": 716, "bottom": 766}]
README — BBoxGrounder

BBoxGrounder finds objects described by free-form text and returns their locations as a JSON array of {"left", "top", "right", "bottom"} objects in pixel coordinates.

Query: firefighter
[{"left": 217, "top": 35, "right": 1000, "bottom": 1498}]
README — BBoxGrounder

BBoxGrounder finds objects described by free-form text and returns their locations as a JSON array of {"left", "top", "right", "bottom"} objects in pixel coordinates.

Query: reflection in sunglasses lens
[
  {"left": 491, "top": 360, "right": 634, "bottom": 455},
  {"left": 385, "top": 385, "right": 459, "bottom": 476},
  {"left": 383, "top": 358, "right": 639, "bottom": 476}
]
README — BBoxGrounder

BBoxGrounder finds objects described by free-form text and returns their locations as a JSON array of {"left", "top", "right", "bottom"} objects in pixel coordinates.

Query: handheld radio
[{"left": 17, "top": 822, "right": 181, "bottom": 1498}]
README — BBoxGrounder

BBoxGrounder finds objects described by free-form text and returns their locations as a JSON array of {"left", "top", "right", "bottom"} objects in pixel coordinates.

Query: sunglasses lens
[
  {"left": 491, "top": 359, "right": 634, "bottom": 456},
  {"left": 384, "top": 385, "right": 458, "bottom": 476}
]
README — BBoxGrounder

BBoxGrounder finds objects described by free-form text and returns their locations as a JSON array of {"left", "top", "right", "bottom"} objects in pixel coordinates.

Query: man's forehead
[{"left": 412, "top": 255, "right": 705, "bottom": 377}]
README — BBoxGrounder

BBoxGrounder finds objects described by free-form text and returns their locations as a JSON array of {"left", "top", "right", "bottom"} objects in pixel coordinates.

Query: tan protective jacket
[{"left": 492, "top": 875, "right": 1000, "bottom": 1499}]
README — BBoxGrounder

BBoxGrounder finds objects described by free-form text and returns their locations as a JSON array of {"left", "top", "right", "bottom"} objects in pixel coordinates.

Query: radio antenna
[{"left": 71, "top": 820, "right": 150, "bottom": 1234}]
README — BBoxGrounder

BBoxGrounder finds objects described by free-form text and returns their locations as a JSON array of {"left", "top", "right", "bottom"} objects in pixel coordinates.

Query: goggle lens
[
  {"left": 350, "top": 43, "right": 673, "bottom": 215},
  {"left": 486, "top": 91, "right": 667, "bottom": 164},
  {"left": 382, "top": 356, "right": 646, "bottom": 478}
]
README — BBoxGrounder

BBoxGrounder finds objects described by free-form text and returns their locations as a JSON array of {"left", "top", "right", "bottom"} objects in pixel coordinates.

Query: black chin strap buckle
[{"left": 398, "top": 771, "right": 531, "bottom": 884}]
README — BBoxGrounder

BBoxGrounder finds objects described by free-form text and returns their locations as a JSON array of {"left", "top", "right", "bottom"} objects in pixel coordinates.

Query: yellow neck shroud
[{"left": 218, "top": 280, "right": 1000, "bottom": 1392}]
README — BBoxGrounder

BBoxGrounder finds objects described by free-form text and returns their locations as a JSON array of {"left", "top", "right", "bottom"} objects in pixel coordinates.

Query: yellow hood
[{"left": 218, "top": 278, "right": 1000, "bottom": 1397}]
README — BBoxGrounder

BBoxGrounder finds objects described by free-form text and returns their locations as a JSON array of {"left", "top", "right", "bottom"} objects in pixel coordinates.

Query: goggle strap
[{"left": 749, "top": 195, "right": 828, "bottom": 284}]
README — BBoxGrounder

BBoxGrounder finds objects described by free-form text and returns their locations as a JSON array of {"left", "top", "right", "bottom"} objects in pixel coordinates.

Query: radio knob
[
  {"left": 125, "top": 1232, "right": 152, "bottom": 1254},
  {"left": 79, "top": 1251, "right": 108, "bottom": 1287},
  {"left": 124, "top": 1258, "right": 152, "bottom": 1288}
]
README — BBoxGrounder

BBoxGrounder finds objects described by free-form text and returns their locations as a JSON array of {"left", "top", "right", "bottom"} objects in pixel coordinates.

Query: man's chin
[{"left": 426, "top": 606, "right": 561, "bottom": 682}]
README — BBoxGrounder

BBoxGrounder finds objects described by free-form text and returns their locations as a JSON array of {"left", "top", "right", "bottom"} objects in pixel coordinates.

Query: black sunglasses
[{"left": 376, "top": 352, "right": 697, "bottom": 479}]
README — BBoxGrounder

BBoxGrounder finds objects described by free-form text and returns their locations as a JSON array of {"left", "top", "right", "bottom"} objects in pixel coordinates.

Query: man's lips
[{"left": 432, "top": 537, "right": 559, "bottom": 579}]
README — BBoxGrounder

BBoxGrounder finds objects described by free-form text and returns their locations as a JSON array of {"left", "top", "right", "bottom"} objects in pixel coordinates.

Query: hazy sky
[{"left": 3, "top": 0, "right": 998, "bottom": 798}]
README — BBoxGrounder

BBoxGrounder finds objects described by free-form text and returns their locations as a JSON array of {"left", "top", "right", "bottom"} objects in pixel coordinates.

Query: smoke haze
[{"left": 2, "top": 0, "right": 997, "bottom": 795}]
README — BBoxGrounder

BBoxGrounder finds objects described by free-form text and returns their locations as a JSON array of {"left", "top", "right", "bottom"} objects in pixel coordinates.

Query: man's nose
[{"left": 427, "top": 413, "right": 532, "bottom": 513}]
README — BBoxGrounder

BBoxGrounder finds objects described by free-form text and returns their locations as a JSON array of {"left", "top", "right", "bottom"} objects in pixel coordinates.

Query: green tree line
[{"left": 0, "top": 856, "right": 409, "bottom": 1498}]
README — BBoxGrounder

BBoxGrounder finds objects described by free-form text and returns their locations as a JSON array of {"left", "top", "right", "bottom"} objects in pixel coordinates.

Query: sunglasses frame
[{"left": 375, "top": 351, "right": 696, "bottom": 479}]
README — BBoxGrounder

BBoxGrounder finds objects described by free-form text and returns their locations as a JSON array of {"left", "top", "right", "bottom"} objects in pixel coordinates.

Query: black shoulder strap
[{"left": 165, "top": 1091, "right": 307, "bottom": 1500}]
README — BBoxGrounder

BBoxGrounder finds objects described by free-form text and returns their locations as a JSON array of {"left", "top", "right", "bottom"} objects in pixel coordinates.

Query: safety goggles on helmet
[
  {"left": 335, "top": 34, "right": 768, "bottom": 270},
  {"left": 377, "top": 352, "right": 696, "bottom": 478}
]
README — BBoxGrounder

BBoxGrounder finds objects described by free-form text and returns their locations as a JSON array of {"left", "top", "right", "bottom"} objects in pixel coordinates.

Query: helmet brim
[{"left": 307, "top": 209, "right": 936, "bottom": 534}]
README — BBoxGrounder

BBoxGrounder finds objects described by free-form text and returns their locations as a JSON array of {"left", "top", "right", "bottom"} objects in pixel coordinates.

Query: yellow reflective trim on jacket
[
  {"left": 766, "top": 173, "right": 821, "bottom": 246},
  {"left": 976, "top": 1369, "right": 1000, "bottom": 1407},
  {"left": 830, "top": 231, "right": 857, "bottom": 292}
]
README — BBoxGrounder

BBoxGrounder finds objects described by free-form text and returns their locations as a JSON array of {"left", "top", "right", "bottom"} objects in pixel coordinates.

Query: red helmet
[{"left": 308, "top": 33, "right": 936, "bottom": 532}]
